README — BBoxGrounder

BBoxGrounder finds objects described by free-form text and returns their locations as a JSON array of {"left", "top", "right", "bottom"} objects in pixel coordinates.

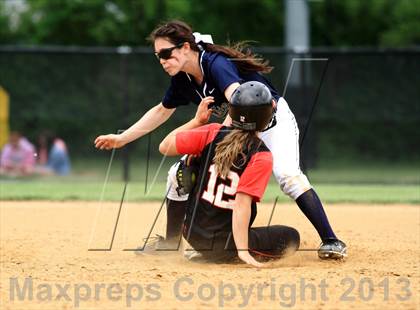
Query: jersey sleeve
[
  {"left": 209, "top": 55, "right": 244, "bottom": 93},
  {"left": 176, "top": 123, "right": 223, "bottom": 155},
  {"left": 162, "top": 76, "right": 190, "bottom": 109},
  {"left": 236, "top": 151, "right": 273, "bottom": 202}
]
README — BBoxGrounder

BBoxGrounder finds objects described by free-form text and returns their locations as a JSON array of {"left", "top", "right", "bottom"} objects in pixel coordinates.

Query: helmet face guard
[{"left": 229, "top": 81, "right": 274, "bottom": 131}]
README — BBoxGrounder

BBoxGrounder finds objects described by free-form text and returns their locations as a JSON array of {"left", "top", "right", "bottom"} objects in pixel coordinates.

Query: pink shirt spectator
[{"left": 0, "top": 135, "right": 35, "bottom": 174}]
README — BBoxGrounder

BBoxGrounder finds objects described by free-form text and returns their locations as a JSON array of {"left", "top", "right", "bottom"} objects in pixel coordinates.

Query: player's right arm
[
  {"left": 232, "top": 193, "right": 264, "bottom": 268},
  {"left": 94, "top": 102, "right": 175, "bottom": 150}
]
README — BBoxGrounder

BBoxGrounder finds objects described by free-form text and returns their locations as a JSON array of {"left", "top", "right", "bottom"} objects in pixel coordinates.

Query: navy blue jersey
[{"left": 162, "top": 51, "right": 280, "bottom": 109}]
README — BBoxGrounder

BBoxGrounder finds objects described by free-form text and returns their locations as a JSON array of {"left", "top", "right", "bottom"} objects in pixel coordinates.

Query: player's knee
[
  {"left": 270, "top": 225, "right": 300, "bottom": 255},
  {"left": 274, "top": 225, "right": 300, "bottom": 253},
  {"left": 285, "top": 226, "right": 300, "bottom": 251},
  {"left": 276, "top": 173, "right": 311, "bottom": 200},
  {"left": 166, "top": 162, "right": 179, "bottom": 188},
  {"left": 166, "top": 161, "right": 189, "bottom": 201}
]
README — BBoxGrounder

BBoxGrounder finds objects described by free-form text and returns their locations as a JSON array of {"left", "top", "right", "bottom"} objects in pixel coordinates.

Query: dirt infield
[{"left": 1, "top": 201, "right": 419, "bottom": 309}]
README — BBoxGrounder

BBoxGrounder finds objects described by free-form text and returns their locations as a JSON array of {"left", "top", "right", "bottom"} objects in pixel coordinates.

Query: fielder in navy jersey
[
  {"left": 159, "top": 82, "right": 300, "bottom": 267},
  {"left": 162, "top": 48, "right": 280, "bottom": 112},
  {"left": 94, "top": 20, "right": 346, "bottom": 259}
]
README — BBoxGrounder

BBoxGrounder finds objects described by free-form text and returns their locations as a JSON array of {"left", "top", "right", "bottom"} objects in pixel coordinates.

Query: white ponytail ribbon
[{"left": 193, "top": 32, "right": 214, "bottom": 44}]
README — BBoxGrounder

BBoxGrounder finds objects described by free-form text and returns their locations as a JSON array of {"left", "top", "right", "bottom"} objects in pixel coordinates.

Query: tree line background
[
  {"left": 1, "top": 0, "right": 419, "bottom": 47},
  {"left": 0, "top": 0, "right": 419, "bottom": 165}
]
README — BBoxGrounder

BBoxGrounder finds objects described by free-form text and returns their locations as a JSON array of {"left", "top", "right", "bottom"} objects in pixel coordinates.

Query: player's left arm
[
  {"left": 159, "top": 96, "right": 214, "bottom": 155},
  {"left": 222, "top": 82, "right": 240, "bottom": 126},
  {"left": 209, "top": 55, "right": 243, "bottom": 126},
  {"left": 232, "top": 151, "right": 273, "bottom": 268}
]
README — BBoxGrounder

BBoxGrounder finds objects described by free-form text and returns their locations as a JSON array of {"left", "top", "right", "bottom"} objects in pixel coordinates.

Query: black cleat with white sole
[{"left": 318, "top": 238, "right": 347, "bottom": 260}]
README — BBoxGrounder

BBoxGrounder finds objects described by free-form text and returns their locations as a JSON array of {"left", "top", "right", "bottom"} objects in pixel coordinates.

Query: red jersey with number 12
[{"left": 176, "top": 123, "right": 273, "bottom": 245}]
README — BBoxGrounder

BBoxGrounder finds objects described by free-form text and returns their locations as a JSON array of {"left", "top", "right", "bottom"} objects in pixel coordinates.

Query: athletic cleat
[
  {"left": 134, "top": 235, "right": 181, "bottom": 255},
  {"left": 183, "top": 249, "right": 204, "bottom": 261},
  {"left": 318, "top": 239, "right": 347, "bottom": 260}
]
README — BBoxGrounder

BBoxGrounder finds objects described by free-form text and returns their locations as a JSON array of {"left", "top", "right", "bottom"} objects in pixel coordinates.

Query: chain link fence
[{"left": 1, "top": 46, "right": 419, "bottom": 177}]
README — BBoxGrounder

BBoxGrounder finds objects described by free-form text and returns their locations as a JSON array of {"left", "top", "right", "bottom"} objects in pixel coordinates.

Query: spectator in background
[
  {"left": 36, "top": 132, "right": 71, "bottom": 176},
  {"left": 0, "top": 131, "right": 36, "bottom": 177}
]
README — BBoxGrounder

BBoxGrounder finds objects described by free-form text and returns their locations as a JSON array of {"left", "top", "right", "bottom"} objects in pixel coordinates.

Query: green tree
[
  {"left": 380, "top": 0, "right": 420, "bottom": 46},
  {"left": 310, "top": 0, "right": 395, "bottom": 46},
  {"left": 15, "top": 0, "right": 126, "bottom": 45},
  {"left": 0, "top": 2, "right": 12, "bottom": 43},
  {"left": 11, "top": 0, "right": 283, "bottom": 46},
  {"left": 3, "top": 0, "right": 420, "bottom": 47},
  {"left": 187, "top": 0, "right": 284, "bottom": 46},
  {"left": 310, "top": 0, "right": 420, "bottom": 47},
  {"left": 12, "top": 0, "right": 186, "bottom": 45}
]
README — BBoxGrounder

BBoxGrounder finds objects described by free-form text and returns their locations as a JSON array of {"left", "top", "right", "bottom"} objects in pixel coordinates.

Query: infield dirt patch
[{"left": 1, "top": 201, "right": 419, "bottom": 309}]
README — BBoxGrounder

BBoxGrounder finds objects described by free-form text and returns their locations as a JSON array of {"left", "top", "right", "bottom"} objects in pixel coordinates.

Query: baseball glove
[{"left": 176, "top": 155, "right": 200, "bottom": 196}]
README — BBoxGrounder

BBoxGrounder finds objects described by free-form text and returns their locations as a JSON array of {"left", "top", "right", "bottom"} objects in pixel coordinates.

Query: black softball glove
[{"left": 176, "top": 155, "right": 200, "bottom": 196}]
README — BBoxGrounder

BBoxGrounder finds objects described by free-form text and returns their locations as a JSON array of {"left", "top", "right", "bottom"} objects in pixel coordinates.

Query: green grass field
[{"left": 0, "top": 159, "right": 419, "bottom": 204}]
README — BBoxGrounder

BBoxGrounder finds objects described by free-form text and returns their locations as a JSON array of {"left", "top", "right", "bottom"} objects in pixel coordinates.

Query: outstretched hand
[
  {"left": 94, "top": 134, "right": 125, "bottom": 150},
  {"left": 194, "top": 96, "right": 214, "bottom": 125},
  {"left": 238, "top": 251, "right": 264, "bottom": 268}
]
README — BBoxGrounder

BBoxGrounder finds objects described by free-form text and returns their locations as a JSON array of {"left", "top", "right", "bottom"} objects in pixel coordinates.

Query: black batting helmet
[{"left": 229, "top": 81, "right": 274, "bottom": 131}]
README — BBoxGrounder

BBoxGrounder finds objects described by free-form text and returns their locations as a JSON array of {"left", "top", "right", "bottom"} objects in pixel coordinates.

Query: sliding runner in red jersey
[{"left": 159, "top": 82, "right": 300, "bottom": 267}]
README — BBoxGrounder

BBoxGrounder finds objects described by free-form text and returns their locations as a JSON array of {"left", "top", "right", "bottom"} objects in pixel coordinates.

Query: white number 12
[{"left": 201, "top": 164, "right": 240, "bottom": 209}]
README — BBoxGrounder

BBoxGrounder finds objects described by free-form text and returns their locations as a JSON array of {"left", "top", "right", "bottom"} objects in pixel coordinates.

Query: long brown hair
[
  {"left": 149, "top": 20, "right": 273, "bottom": 74},
  {"left": 213, "top": 129, "right": 262, "bottom": 178}
]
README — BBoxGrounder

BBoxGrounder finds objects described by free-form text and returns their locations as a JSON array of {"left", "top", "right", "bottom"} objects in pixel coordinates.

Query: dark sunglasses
[{"left": 154, "top": 43, "right": 184, "bottom": 60}]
